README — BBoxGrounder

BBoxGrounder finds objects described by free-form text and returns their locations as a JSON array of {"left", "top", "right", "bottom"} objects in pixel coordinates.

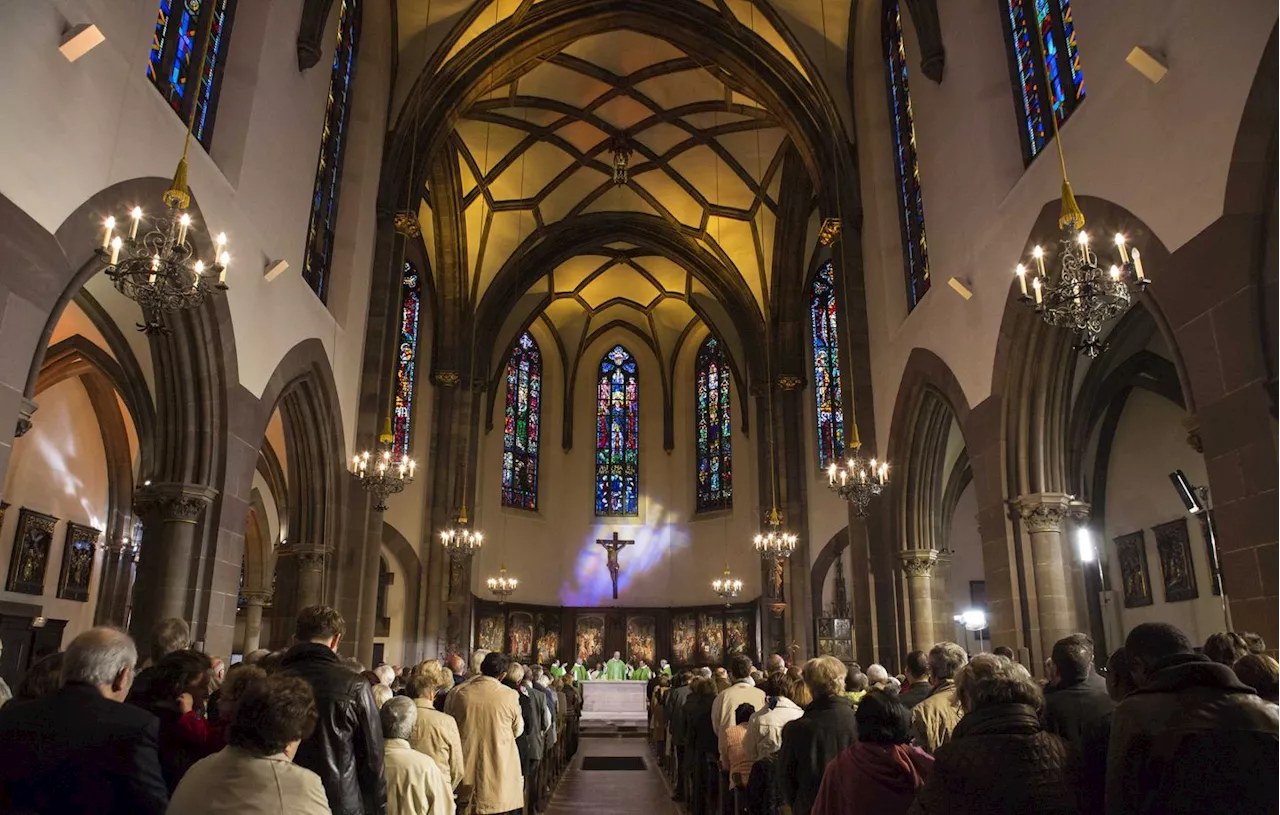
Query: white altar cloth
[{"left": 580, "top": 679, "right": 648, "bottom": 726}]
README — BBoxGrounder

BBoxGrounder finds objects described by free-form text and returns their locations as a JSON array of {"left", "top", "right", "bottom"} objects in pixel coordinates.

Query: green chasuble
[
  {"left": 572, "top": 664, "right": 590, "bottom": 682},
  {"left": 604, "top": 658, "right": 629, "bottom": 680},
  {"left": 632, "top": 665, "right": 652, "bottom": 681},
  {"left": 661, "top": 664, "right": 673, "bottom": 676},
  {"left": 551, "top": 665, "right": 567, "bottom": 679}
]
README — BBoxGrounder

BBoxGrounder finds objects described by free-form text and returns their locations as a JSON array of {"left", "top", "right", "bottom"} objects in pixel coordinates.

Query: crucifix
[{"left": 595, "top": 531, "right": 634, "bottom": 600}]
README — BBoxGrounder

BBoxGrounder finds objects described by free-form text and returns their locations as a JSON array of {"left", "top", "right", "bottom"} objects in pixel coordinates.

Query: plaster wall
[
  {"left": 0, "top": 378, "right": 109, "bottom": 643},
  {"left": 474, "top": 324, "right": 761, "bottom": 609},
  {"left": 945, "top": 481, "right": 985, "bottom": 642}
]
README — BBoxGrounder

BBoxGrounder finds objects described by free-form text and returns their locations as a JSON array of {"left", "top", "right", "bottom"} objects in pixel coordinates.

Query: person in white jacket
[
  {"left": 743, "top": 674, "right": 805, "bottom": 761},
  {"left": 382, "top": 696, "right": 456, "bottom": 815}
]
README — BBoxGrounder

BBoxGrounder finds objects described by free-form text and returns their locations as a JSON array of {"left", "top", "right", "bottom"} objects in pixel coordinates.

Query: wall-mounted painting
[
  {"left": 535, "top": 613, "right": 560, "bottom": 664},
  {"left": 57, "top": 522, "right": 100, "bottom": 602},
  {"left": 575, "top": 615, "right": 604, "bottom": 666},
  {"left": 626, "top": 615, "right": 656, "bottom": 665},
  {"left": 6, "top": 508, "right": 58, "bottom": 595},
  {"left": 671, "top": 613, "right": 697, "bottom": 665},
  {"left": 1114, "top": 531, "right": 1153, "bottom": 608},
  {"left": 725, "top": 612, "right": 751, "bottom": 659},
  {"left": 477, "top": 611, "right": 504, "bottom": 653},
  {"left": 508, "top": 611, "right": 534, "bottom": 659},
  {"left": 698, "top": 611, "right": 724, "bottom": 664},
  {"left": 1153, "top": 518, "right": 1198, "bottom": 603}
]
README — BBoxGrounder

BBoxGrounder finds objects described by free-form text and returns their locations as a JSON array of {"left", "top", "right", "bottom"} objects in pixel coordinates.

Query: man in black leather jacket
[{"left": 282, "top": 605, "right": 388, "bottom": 815}]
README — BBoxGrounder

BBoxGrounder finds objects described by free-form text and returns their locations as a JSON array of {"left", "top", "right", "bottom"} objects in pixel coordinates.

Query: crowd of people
[
  {"left": 0, "top": 606, "right": 581, "bottom": 815},
  {"left": 0, "top": 611, "right": 1276, "bottom": 815},
  {"left": 651, "top": 624, "right": 1278, "bottom": 815}
]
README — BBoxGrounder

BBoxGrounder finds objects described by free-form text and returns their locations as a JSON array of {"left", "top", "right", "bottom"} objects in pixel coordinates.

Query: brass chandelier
[
  {"left": 97, "top": 6, "right": 230, "bottom": 336},
  {"left": 1012, "top": 3, "right": 1149, "bottom": 357},
  {"left": 827, "top": 449, "right": 889, "bottom": 518},
  {"left": 486, "top": 564, "right": 518, "bottom": 603},
  {"left": 712, "top": 566, "right": 743, "bottom": 605}
]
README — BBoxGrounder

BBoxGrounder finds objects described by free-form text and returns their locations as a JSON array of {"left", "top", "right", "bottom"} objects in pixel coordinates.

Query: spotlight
[{"left": 1168, "top": 470, "right": 1204, "bottom": 514}]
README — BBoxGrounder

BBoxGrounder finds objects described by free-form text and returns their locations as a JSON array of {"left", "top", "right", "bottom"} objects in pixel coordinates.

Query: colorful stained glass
[
  {"left": 502, "top": 332, "right": 542, "bottom": 510},
  {"left": 145, "top": 0, "right": 236, "bottom": 148},
  {"left": 811, "top": 262, "right": 845, "bottom": 469},
  {"left": 695, "top": 336, "right": 732, "bottom": 512},
  {"left": 884, "top": 1, "right": 930, "bottom": 310},
  {"left": 302, "top": 0, "right": 361, "bottom": 303},
  {"left": 596, "top": 345, "right": 639, "bottom": 516},
  {"left": 1003, "top": 0, "right": 1085, "bottom": 161},
  {"left": 392, "top": 261, "right": 421, "bottom": 461}
]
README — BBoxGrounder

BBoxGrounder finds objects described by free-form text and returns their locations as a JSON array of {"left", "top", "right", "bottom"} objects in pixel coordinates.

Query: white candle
[
  {"left": 149, "top": 255, "right": 159, "bottom": 284},
  {"left": 215, "top": 232, "right": 227, "bottom": 253},
  {"left": 177, "top": 214, "right": 191, "bottom": 245},
  {"left": 130, "top": 207, "right": 143, "bottom": 240},
  {"left": 1077, "top": 230, "right": 1089, "bottom": 260},
  {"left": 1015, "top": 264, "right": 1028, "bottom": 296},
  {"left": 1114, "top": 233, "right": 1130, "bottom": 264},
  {"left": 1033, "top": 276, "right": 1043, "bottom": 305},
  {"left": 1109, "top": 265, "right": 1121, "bottom": 280},
  {"left": 1131, "top": 248, "right": 1145, "bottom": 280},
  {"left": 1032, "top": 245, "right": 1046, "bottom": 279},
  {"left": 218, "top": 252, "right": 230, "bottom": 284},
  {"left": 102, "top": 216, "right": 115, "bottom": 249},
  {"left": 109, "top": 236, "right": 122, "bottom": 265},
  {"left": 194, "top": 260, "right": 204, "bottom": 284}
]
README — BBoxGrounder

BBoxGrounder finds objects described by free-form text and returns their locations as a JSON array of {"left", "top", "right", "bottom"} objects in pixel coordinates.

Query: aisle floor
[{"left": 544, "top": 737, "right": 681, "bottom": 815}]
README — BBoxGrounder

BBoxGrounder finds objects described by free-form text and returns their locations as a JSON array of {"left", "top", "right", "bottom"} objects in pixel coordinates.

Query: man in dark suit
[
  {"left": 897, "top": 650, "right": 932, "bottom": 709},
  {"left": 1043, "top": 634, "right": 1113, "bottom": 815},
  {"left": 0, "top": 627, "right": 169, "bottom": 815}
]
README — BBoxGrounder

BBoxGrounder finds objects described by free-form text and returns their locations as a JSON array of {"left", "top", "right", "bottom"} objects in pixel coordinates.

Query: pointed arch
[
  {"left": 502, "top": 331, "right": 542, "bottom": 510},
  {"left": 595, "top": 344, "right": 639, "bottom": 516},
  {"left": 695, "top": 335, "right": 732, "bottom": 513},
  {"left": 810, "top": 261, "right": 845, "bottom": 468}
]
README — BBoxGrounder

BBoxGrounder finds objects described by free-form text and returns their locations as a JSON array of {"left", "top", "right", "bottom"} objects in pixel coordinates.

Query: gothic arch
[{"left": 381, "top": 522, "right": 424, "bottom": 662}]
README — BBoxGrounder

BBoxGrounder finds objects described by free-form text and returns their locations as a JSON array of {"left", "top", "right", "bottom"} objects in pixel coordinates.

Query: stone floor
[{"left": 545, "top": 737, "right": 679, "bottom": 815}]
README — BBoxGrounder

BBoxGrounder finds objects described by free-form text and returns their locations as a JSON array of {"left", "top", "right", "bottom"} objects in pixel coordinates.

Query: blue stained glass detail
[
  {"left": 811, "top": 262, "right": 845, "bottom": 469},
  {"left": 503, "top": 332, "right": 542, "bottom": 510},
  {"left": 145, "top": 0, "right": 236, "bottom": 148},
  {"left": 302, "top": 0, "right": 361, "bottom": 303},
  {"left": 193, "top": 0, "right": 231, "bottom": 144},
  {"left": 392, "top": 261, "right": 421, "bottom": 461},
  {"left": 147, "top": 0, "right": 173, "bottom": 82},
  {"left": 884, "top": 1, "right": 930, "bottom": 310},
  {"left": 596, "top": 345, "right": 639, "bottom": 516},
  {"left": 1004, "top": 0, "right": 1086, "bottom": 161},
  {"left": 695, "top": 336, "right": 732, "bottom": 512}
]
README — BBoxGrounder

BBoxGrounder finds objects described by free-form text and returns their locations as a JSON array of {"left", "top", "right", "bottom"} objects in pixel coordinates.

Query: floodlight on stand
[
  {"left": 1075, "top": 527, "right": 1097, "bottom": 563},
  {"left": 954, "top": 609, "right": 988, "bottom": 632}
]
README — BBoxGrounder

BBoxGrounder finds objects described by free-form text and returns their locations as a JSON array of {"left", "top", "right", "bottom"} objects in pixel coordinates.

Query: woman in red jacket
[{"left": 810, "top": 690, "right": 933, "bottom": 815}]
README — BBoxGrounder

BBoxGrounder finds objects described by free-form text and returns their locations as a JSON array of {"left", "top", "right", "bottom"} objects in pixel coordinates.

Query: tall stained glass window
[
  {"left": 146, "top": 0, "right": 238, "bottom": 147},
  {"left": 392, "top": 261, "right": 421, "bottom": 461},
  {"left": 884, "top": 1, "right": 930, "bottom": 310},
  {"left": 695, "top": 336, "right": 732, "bottom": 512},
  {"left": 302, "top": 0, "right": 361, "bottom": 303},
  {"left": 1001, "top": 0, "right": 1085, "bottom": 163},
  {"left": 811, "top": 262, "right": 845, "bottom": 469},
  {"left": 596, "top": 345, "right": 639, "bottom": 516},
  {"left": 502, "top": 332, "right": 542, "bottom": 510}
]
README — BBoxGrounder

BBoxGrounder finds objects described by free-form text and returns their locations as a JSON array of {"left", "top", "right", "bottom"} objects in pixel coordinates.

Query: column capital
[
  {"left": 14, "top": 396, "right": 37, "bottom": 438},
  {"left": 280, "top": 541, "right": 332, "bottom": 560},
  {"left": 134, "top": 483, "right": 219, "bottom": 523},
  {"left": 899, "top": 548, "right": 939, "bottom": 578},
  {"left": 1015, "top": 493, "right": 1089, "bottom": 533},
  {"left": 240, "top": 589, "right": 272, "bottom": 607}
]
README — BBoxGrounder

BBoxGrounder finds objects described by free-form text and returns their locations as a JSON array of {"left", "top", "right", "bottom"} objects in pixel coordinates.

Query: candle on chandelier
[
  {"left": 109, "top": 236, "right": 122, "bottom": 266},
  {"left": 1114, "top": 233, "right": 1130, "bottom": 264},
  {"left": 1032, "top": 245, "right": 1047, "bottom": 279},
  {"left": 177, "top": 214, "right": 191, "bottom": 245},
  {"left": 194, "top": 260, "right": 204, "bottom": 286},
  {"left": 1131, "top": 248, "right": 1145, "bottom": 281},
  {"left": 1032, "top": 276, "right": 1043, "bottom": 305},
  {"left": 218, "top": 252, "right": 230, "bottom": 284},
  {"left": 1077, "top": 230, "right": 1089, "bottom": 260},
  {"left": 352, "top": 455, "right": 361, "bottom": 472},
  {"left": 102, "top": 216, "right": 115, "bottom": 249},
  {"left": 149, "top": 254, "right": 160, "bottom": 284},
  {"left": 408, "top": 459, "right": 416, "bottom": 477},
  {"left": 215, "top": 232, "right": 227, "bottom": 253},
  {"left": 1109, "top": 265, "right": 1121, "bottom": 281},
  {"left": 1015, "top": 264, "right": 1028, "bottom": 296},
  {"left": 129, "top": 207, "right": 143, "bottom": 240}
]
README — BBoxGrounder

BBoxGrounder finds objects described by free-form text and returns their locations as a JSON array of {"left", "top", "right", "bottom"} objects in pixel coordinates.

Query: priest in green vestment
[
  {"left": 632, "top": 662, "right": 652, "bottom": 681},
  {"left": 550, "top": 660, "right": 566, "bottom": 679},
  {"left": 604, "top": 651, "right": 630, "bottom": 680},
  {"left": 659, "top": 659, "right": 672, "bottom": 676},
  {"left": 572, "top": 661, "right": 590, "bottom": 682}
]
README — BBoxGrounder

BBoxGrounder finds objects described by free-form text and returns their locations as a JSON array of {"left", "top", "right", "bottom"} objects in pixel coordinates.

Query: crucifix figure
[{"left": 596, "top": 531, "right": 634, "bottom": 600}]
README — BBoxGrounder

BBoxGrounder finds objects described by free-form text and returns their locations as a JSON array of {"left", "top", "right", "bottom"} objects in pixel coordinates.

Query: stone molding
[
  {"left": 133, "top": 483, "right": 219, "bottom": 523},
  {"left": 899, "top": 548, "right": 939, "bottom": 578},
  {"left": 432, "top": 371, "right": 461, "bottom": 387},
  {"left": 1015, "top": 493, "right": 1090, "bottom": 533},
  {"left": 776, "top": 374, "right": 805, "bottom": 391},
  {"left": 240, "top": 589, "right": 273, "bottom": 606},
  {"left": 14, "top": 396, "right": 37, "bottom": 437}
]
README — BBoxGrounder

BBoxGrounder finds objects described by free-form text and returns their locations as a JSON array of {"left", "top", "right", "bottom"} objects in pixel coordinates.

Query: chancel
[{"left": 0, "top": 1, "right": 1275, "bottom": 815}]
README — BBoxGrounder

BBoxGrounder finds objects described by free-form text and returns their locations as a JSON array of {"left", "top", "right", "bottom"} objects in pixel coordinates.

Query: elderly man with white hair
[
  {"left": 375, "top": 664, "right": 397, "bottom": 687},
  {"left": 0, "top": 627, "right": 170, "bottom": 815},
  {"left": 866, "top": 663, "right": 890, "bottom": 690},
  {"left": 382, "top": 695, "right": 455, "bottom": 815}
]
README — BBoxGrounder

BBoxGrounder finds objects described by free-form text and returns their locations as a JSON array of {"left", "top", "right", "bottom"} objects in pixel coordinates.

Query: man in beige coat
[
  {"left": 445, "top": 652, "right": 524, "bottom": 815},
  {"left": 381, "top": 697, "right": 455, "bottom": 815},
  {"left": 407, "top": 671, "right": 464, "bottom": 790},
  {"left": 711, "top": 655, "right": 766, "bottom": 760},
  {"left": 910, "top": 641, "right": 968, "bottom": 753}
]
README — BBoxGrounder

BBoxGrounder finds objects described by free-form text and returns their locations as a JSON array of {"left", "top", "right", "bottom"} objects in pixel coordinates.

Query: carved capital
[
  {"left": 14, "top": 396, "right": 37, "bottom": 438},
  {"left": 1183, "top": 414, "right": 1204, "bottom": 453},
  {"left": 393, "top": 211, "right": 422, "bottom": 238},
  {"left": 297, "top": 552, "right": 327, "bottom": 571},
  {"left": 432, "top": 371, "right": 461, "bottom": 387},
  {"left": 134, "top": 483, "right": 218, "bottom": 523},
  {"left": 280, "top": 542, "right": 331, "bottom": 568},
  {"left": 1015, "top": 493, "right": 1086, "bottom": 533},
  {"left": 776, "top": 374, "right": 804, "bottom": 391},
  {"left": 241, "top": 589, "right": 273, "bottom": 607},
  {"left": 899, "top": 548, "right": 939, "bottom": 578}
]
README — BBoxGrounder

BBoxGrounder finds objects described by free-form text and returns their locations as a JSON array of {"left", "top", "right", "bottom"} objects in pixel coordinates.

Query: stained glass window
[
  {"left": 392, "top": 261, "right": 421, "bottom": 461},
  {"left": 502, "top": 332, "right": 542, "bottom": 510},
  {"left": 596, "top": 345, "right": 640, "bottom": 516},
  {"left": 695, "top": 336, "right": 732, "bottom": 513},
  {"left": 146, "top": 0, "right": 238, "bottom": 148},
  {"left": 1001, "top": 0, "right": 1085, "bottom": 163},
  {"left": 811, "top": 262, "right": 845, "bottom": 469},
  {"left": 302, "top": 0, "right": 361, "bottom": 303},
  {"left": 884, "top": 1, "right": 930, "bottom": 310}
]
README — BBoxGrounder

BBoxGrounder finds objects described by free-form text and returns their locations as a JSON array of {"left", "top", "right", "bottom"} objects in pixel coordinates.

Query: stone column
[
  {"left": 1016, "top": 493, "right": 1087, "bottom": 662},
  {"left": 296, "top": 551, "right": 328, "bottom": 610},
  {"left": 95, "top": 536, "right": 137, "bottom": 627},
  {"left": 899, "top": 548, "right": 939, "bottom": 651},
  {"left": 240, "top": 590, "right": 272, "bottom": 654},
  {"left": 130, "top": 483, "right": 218, "bottom": 637},
  {"left": 932, "top": 548, "right": 954, "bottom": 644}
]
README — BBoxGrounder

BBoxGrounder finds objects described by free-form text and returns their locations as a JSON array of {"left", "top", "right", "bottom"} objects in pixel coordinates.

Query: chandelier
[
  {"left": 712, "top": 566, "right": 743, "bottom": 605},
  {"left": 826, "top": 447, "right": 889, "bottom": 517},
  {"left": 440, "top": 510, "right": 483, "bottom": 560},
  {"left": 486, "top": 564, "right": 518, "bottom": 603},
  {"left": 351, "top": 422, "right": 415, "bottom": 512},
  {"left": 609, "top": 136, "right": 633, "bottom": 185},
  {"left": 753, "top": 507, "right": 798, "bottom": 559},
  {"left": 1012, "top": 5, "right": 1148, "bottom": 358},
  {"left": 96, "top": 9, "right": 229, "bottom": 336}
]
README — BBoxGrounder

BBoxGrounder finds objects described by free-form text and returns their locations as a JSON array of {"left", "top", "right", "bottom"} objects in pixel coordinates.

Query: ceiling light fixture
[{"left": 609, "top": 135, "right": 633, "bottom": 185}]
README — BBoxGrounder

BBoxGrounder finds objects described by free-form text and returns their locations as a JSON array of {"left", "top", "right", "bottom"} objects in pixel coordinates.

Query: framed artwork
[
  {"left": 1197, "top": 513, "right": 1222, "bottom": 596},
  {"left": 1153, "top": 518, "right": 1199, "bottom": 603},
  {"left": 725, "top": 612, "right": 750, "bottom": 658},
  {"left": 477, "top": 611, "right": 504, "bottom": 653},
  {"left": 671, "top": 613, "right": 697, "bottom": 665},
  {"left": 698, "top": 611, "right": 724, "bottom": 664},
  {"left": 507, "top": 611, "right": 534, "bottom": 658},
  {"left": 575, "top": 615, "right": 604, "bottom": 665},
  {"left": 57, "top": 522, "right": 100, "bottom": 602},
  {"left": 6, "top": 508, "right": 58, "bottom": 595},
  {"left": 535, "top": 613, "right": 560, "bottom": 664},
  {"left": 626, "top": 615, "right": 655, "bottom": 665},
  {"left": 1114, "top": 531, "right": 1153, "bottom": 608}
]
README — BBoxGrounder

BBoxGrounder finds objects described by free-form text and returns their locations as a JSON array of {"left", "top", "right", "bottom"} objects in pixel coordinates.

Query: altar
[{"left": 580, "top": 680, "right": 649, "bottom": 730}]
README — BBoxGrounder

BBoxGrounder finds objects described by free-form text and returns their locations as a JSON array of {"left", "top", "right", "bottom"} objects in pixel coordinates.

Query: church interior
[{"left": 0, "top": 0, "right": 1275, "bottom": 693}]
